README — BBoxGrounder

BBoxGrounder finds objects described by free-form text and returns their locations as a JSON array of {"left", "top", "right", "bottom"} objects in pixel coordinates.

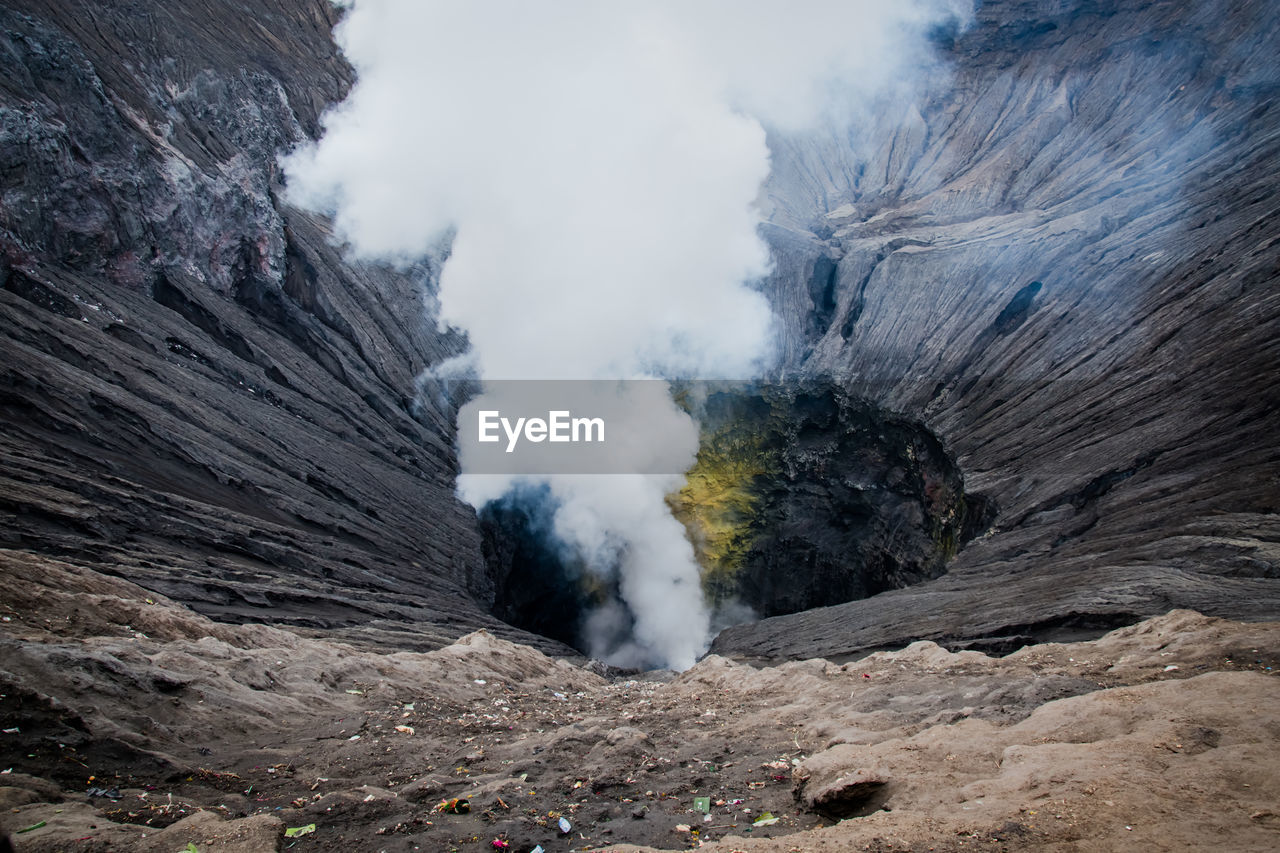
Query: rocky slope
[
  {"left": 1, "top": 550, "right": 1277, "bottom": 852},
  {"left": 715, "top": 0, "right": 1280, "bottom": 659},
  {"left": 0, "top": 0, "right": 570, "bottom": 654}
]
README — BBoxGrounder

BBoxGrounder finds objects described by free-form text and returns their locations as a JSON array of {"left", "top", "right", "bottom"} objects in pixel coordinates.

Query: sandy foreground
[{"left": 0, "top": 548, "right": 1276, "bottom": 852}]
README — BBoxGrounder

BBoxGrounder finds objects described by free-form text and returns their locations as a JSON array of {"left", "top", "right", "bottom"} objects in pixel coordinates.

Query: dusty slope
[{"left": 1, "top": 549, "right": 1276, "bottom": 852}]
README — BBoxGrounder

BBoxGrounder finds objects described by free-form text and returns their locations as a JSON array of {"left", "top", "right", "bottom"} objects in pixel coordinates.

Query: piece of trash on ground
[
  {"left": 16, "top": 821, "right": 47, "bottom": 833},
  {"left": 693, "top": 796, "right": 711, "bottom": 813},
  {"left": 86, "top": 786, "right": 122, "bottom": 799},
  {"left": 436, "top": 797, "right": 470, "bottom": 814},
  {"left": 284, "top": 823, "right": 317, "bottom": 838},
  {"left": 753, "top": 812, "right": 780, "bottom": 827},
  {"left": 557, "top": 816, "right": 571, "bottom": 834}
]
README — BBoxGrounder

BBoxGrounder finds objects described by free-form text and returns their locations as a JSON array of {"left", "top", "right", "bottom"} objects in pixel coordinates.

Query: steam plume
[{"left": 285, "top": 0, "right": 969, "bottom": 669}]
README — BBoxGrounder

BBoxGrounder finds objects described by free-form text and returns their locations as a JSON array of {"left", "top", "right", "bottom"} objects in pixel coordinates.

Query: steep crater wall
[
  {"left": 714, "top": 0, "right": 1280, "bottom": 660},
  {"left": 0, "top": 0, "right": 571, "bottom": 655},
  {"left": 0, "top": 0, "right": 1275, "bottom": 667}
]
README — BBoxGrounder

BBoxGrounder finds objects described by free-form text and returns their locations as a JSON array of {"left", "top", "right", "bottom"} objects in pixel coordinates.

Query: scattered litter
[
  {"left": 675, "top": 824, "right": 692, "bottom": 833},
  {"left": 557, "top": 816, "right": 572, "bottom": 834},
  {"left": 403, "top": 703, "right": 415, "bottom": 711},
  {"left": 693, "top": 796, "right": 710, "bottom": 814},
  {"left": 2, "top": 727, "right": 18, "bottom": 734},
  {"left": 345, "top": 689, "right": 363, "bottom": 695},
  {"left": 435, "top": 797, "right": 470, "bottom": 814},
  {"left": 347, "top": 735, "right": 361, "bottom": 741},
  {"left": 284, "top": 824, "right": 316, "bottom": 838},
  {"left": 474, "top": 679, "right": 487, "bottom": 685},
  {"left": 184, "top": 844, "right": 199, "bottom": 853},
  {"left": 703, "top": 814, "right": 713, "bottom": 823},
  {"left": 363, "top": 794, "right": 376, "bottom": 802},
  {"left": 1164, "top": 665, "right": 1179, "bottom": 672},
  {"left": 491, "top": 839, "right": 509, "bottom": 849},
  {"left": 753, "top": 812, "right": 780, "bottom": 827},
  {"left": 394, "top": 725, "right": 415, "bottom": 734},
  {"left": 16, "top": 821, "right": 46, "bottom": 834},
  {"left": 530, "top": 847, "right": 544, "bottom": 853}
]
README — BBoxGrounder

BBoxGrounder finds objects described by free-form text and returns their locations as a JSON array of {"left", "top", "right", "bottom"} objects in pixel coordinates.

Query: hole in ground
[{"left": 478, "top": 379, "right": 997, "bottom": 658}]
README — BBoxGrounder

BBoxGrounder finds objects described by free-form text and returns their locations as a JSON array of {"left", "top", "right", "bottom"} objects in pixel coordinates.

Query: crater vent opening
[{"left": 478, "top": 380, "right": 997, "bottom": 658}]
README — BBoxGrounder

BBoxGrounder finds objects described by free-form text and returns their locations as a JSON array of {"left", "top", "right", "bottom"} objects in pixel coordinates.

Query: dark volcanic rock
[
  {"left": 674, "top": 381, "right": 996, "bottom": 618},
  {"left": 714, "top": 0, "right": 1280, "bottom": 660},
  {"left": 0, "top": 0, "right": 569, "bottom": 654}
]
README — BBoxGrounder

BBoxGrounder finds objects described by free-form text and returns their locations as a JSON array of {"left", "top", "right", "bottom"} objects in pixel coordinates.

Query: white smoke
[{"left": 285, "top": 0, "right": 970, "bottom": 669}]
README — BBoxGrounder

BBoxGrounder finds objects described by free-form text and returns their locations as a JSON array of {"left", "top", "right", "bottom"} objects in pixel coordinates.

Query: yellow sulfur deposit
[{"left": 668, "top": 424, "right": 774, "bottom": 604}]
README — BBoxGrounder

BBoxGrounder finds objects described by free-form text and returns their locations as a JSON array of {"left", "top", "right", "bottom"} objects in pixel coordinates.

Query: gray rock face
[
  {"left": 714, "top": 0, "right": 1280, "bottom": 659},
  {"left": 0, "top": 0, "right": 571, "bottom": 654}
]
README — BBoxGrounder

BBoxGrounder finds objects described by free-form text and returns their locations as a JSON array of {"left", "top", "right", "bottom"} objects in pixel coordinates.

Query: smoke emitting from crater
[{"left": 285, "top": 0, "right": 970, "bottom": 669}]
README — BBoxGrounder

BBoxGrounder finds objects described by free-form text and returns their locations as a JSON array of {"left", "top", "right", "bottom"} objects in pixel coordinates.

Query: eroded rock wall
[
  {"left": 715, "top": 0, "right": 1280, "bottom": 659},
  {"left": 0, "top": 0, "right": 572, "bottom": 652}
]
